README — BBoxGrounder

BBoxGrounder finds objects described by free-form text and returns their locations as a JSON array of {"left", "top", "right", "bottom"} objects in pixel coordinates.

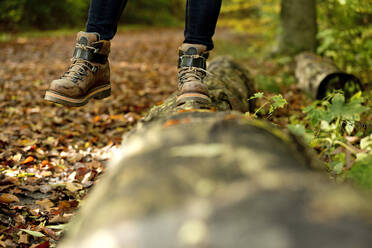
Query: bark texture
[
  {"left": 59, "top": 57, "right": 372, "bottom": 248},
  {"left": 295, "top": 52, "right": 362, "bottom": 99},
  {"left": 278, "top": 0, "right": 317, "bottom": 55}
]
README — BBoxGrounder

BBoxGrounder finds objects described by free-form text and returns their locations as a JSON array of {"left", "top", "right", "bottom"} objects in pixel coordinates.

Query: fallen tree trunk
[
  {"left": 60, "top": 57, "right": 372, "bottom": 248},
  {"left": 295, "top": 52, "right": 363, "bottom": 99}
]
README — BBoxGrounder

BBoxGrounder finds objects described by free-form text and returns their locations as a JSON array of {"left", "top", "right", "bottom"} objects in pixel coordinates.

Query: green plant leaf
[
  {"left": 287, "top": 124, "right": 314, "bottom": 143},
  {"left": 303, "top": 104, "right": 325, "bottom": 126},
  {"left": 345, "top": 121, "right": 355, "bottom": 135},
  {"left": 329, "top": 161, "right": 345, "bottom": 174},
  {"left": 249, "top": 92, "right": 264, "bottom": 100},
  {"left": 360, "top": 135, "right": 372, "bottom": 150},
  {"left": 271, "top": 94, "right": 287, "bottom": 108}
]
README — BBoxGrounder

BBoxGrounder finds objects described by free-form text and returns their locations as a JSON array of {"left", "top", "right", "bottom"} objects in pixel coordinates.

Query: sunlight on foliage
[
  {"left": 317, "top": 0, "right": 372, "bottom": 82},
  {"left": 221, "top": 0, "right": 371, "bottom": 82},
  {"left": 248, "top": 92, "right": 288, "bottom": 118},
  {"left": 220, "top": 0, "right": 280, "bottom": 52},
  {"left": 289, "top": 90, "right": 371, "bottom": 180},
  {"left": 0, "top": 0, "right": 184, "bottom": 30}
]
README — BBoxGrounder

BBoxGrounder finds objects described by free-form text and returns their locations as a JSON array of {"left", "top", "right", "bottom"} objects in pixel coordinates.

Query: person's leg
[
  {"left": 184, "top": 0, "right": 222, "bottom": 51},
  {"left": 176, "top": 0, "right": 222, "bottom": 106},
  {"left": 86, "top": 0, "right": 128, "bottom": 40}
]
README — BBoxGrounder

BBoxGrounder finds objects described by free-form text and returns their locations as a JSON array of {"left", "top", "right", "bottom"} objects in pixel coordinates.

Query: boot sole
[
  {"left": 44, "top": 84, "right": 111, "bottom": 107},
  {"left": 176, "top": 93, "right": 212, "bottom": 106}
]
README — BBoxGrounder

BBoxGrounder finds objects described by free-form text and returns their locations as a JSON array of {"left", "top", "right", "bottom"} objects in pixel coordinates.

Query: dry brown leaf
[
  {"left": 49, "top": 214, "right": 72, "bottom": 224},
  {"left": 89, "top": 160, "right": 102, "bottom": 169},
  {"left": 32, "top": 240, "right": 50, "bottom": 248},
  {"left": 29, "top": 208, "right": 40, "bottom": 216},
  {"left": 124, "top": 112, "right": 141, "bottom": 123},
  {"left": 0, "top": 176, "right": 19, "bottom": 185},
  {"left": 18, "top": 139, "right": 37, "bottom": 147},
  {"left": 18, "top": 233, "right": 29, "bottom": 244},
  {"left": 12, "top": 153, "right": 22, "bottom": 162},
  {"left": 65, "top": 182, "right": 83, "bottom": 192},
  {"left": 15, "top": 214, "right": 26, "bottom": 225},
  {"left": 12, "top": 188, "right": 22, "bottom": 194},
  {"left": 19, "top": 185, "right": 38, "bottom": 192},
  {"left": 40, "top": 171, "right": 53, "bottom": 177},
  {"left": 4, "top": 239, "right": 16, "bottom": 248},
  {"left": 20, "top": 156, "right": 34, "bottom": 164},
  {"left": 58, "top": 200, "right": 79, "bottom": 212},
  {"left": 0, "top": 193, "right": 20, "bottom": 203},
  {"left": 42, "top": 227, "right": 57, "bottom": 240},
  {"left": 67, "top": 153, "right": 84, "bottom": 163},
  {"left": 41, "top": 160, "right": 50, "bottom": 166},
  {"left": 110, "top": 114, "right": 125, "bottom": 121},
  {"left": 0, "top": 185, "right": 12, "bottom": 191},
  {"left": 93, "top": 115, "right": 101, "bottom": 123},
  {"left": 36, "top": 199, "right": 54, "bottom": 211},
  {"left": 39, "top": 185, "right": 52, "bottom": 193}
]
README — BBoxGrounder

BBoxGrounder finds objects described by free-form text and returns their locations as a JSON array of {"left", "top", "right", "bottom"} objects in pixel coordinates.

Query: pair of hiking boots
[{"left": 45, "top": 32, "right": 211, "bottom": 107}]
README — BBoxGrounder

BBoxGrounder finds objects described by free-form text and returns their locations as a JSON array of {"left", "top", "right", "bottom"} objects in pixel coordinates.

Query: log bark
[
  {"left": 60, "top": 57, "right": 372, "bottom": 248},
  {"left": 295, "top": 52, "right": 363, "bottom": 99}
]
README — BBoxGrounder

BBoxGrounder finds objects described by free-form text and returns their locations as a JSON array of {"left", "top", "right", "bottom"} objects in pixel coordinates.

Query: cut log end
[{"left": 295, "top": 52, "right": 363, "bottom": 99}]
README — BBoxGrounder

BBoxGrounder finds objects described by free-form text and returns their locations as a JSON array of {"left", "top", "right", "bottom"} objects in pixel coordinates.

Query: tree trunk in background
[{"left": 278, "top": 0, "right": 317, "bottom": 55}]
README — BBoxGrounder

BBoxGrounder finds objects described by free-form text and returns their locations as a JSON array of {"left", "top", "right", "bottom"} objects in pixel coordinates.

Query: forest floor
[{"left": 0, "top": 27, "right": 354, "bottom": 247}]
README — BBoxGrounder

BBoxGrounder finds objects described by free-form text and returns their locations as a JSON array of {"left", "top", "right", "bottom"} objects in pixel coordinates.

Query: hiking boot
[
  {"left": 176, "top": 43, "right": 211, "bottom": 105},
  {"left": 45, "top": 32, "right": 111, "bottom": 107}
]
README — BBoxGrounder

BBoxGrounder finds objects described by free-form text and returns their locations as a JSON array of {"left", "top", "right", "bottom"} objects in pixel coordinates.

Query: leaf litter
[{"left": 0, "top": 28, "right": 181, "bottom": 247}]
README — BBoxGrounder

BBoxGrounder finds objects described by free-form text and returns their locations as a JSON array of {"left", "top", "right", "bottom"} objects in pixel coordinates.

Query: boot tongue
[
  {"left": 179, "top": 44, "right": 207, "bottom": 82},
  {"left": 64, "top": 32, "right": 99, "bottom": 78},
  {"left": 76, "top": 31, "right": 100, "bottom": 46},
  {"left": 185, "top": 47, "right": 198, "bottom": 55},
  {"left": 180, "top": 43, "right": 207, "bottom": 55}
]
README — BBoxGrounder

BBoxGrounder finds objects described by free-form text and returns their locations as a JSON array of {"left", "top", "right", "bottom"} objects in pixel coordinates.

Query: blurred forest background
[{"left": 0, "top": 0, "right": 371, "bottom": 80}]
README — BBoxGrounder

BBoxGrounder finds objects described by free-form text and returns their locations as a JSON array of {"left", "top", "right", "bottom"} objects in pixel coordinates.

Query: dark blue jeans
[{"left": 86, "top": 0, "right": 222, "bottom": 50}]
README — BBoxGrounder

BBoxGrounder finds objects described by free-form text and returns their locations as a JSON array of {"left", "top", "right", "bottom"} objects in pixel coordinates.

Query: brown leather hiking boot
[
  {"left": 176, "top": 43, "right": 211, "bottom": 105},
  {"left": 45, "top": 32, "right": 111, "bottom": 107}
]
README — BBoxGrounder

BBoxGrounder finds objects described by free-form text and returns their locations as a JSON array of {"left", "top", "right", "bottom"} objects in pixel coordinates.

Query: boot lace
[
  {"left": 61, "top": 44, "right": 97, "bottom": 83},
  {"left": 178, "top": 67, "right": 209, "bottom": 85}
]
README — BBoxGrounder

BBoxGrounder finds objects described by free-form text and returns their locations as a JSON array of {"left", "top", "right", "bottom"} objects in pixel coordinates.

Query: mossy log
[
  {"left": 60, "top": 57, "right": 372, "bottom": 248},
  {"left": 295, "top": 52, "right": 362, "bottom": 99}
]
